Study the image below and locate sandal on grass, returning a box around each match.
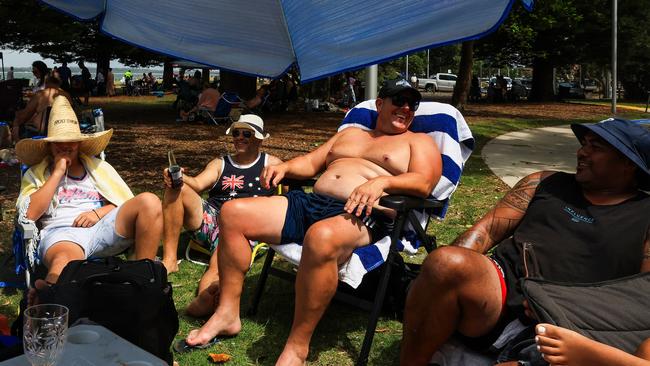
[172,336,221,353]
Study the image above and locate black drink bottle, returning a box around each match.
[168,150,183,189]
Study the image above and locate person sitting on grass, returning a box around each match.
[400,118,650,365]
[183,80,442,365]
[160,114,281,316]
[16,96,162,302]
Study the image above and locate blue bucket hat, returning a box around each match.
[571,118,650,189]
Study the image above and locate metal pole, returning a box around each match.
[365,65,378,100]
[612,0,617,115]
[426,50,430,78]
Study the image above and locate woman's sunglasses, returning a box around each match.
[232,130,253,138]
[390,94,420,111]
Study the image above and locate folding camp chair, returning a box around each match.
[9,110,108,289]
[202,92,244,126]
[248,100,475,365]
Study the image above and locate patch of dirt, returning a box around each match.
[0,96,624,253]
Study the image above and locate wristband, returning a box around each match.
[92,209,101,220]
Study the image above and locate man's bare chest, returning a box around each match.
[327,132,411,174]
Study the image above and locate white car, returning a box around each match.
[418,73,457,92]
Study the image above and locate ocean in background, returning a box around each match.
[4,66,166,85]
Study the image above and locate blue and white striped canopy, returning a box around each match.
[43,0,533,82]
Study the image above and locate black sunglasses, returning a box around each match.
[232,130,253,138]
[390,94,420,111]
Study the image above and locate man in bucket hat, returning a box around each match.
[400,118,650,365]
[16,96,162,299]
[160,114,281,315]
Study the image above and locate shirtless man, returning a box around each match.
[184,79,442,365]
[12,73,71,142]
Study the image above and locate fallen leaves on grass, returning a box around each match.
[208,353,231,363]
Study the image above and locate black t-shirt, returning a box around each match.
[492,172,650,318]
[207,153,273,208]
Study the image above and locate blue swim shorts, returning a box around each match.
[280,190,392,244]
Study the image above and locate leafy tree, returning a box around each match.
[0,0,167,80]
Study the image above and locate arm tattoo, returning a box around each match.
[453,172,548,253]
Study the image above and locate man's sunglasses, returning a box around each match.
[232,130,253,138]
[390,94,420,111]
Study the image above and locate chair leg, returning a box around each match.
[247,248,275,316]
[356,253,395,366]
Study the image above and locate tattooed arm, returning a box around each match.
[641,226,650,273]
[452,171,556,254]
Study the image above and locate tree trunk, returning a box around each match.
[95,53,111,97]
[529,57,555,102]
[451,41,474,110]
[219,71,257,100]
[162,59,174,90]
[202,68,210,85]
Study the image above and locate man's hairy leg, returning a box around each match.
[161,184,203,273]
[186,248,220,317]
[277,214,370,366]
[536,324,650,366]
[186,196,287,346]
[400,246,503,366]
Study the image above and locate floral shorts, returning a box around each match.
[191,199,221,253]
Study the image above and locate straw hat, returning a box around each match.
[16,96,113,165]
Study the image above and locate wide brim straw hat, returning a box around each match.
[225,114,270,140]
[16,96,113,165]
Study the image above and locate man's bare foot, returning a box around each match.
[162,258,179,274]
[186,282,220,317]
[185,312,241,347]
[536,323,602,366]
[27,279,51,307]
[276,345,307,366]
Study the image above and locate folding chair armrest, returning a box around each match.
[17,221,35,240]
[379,195,444,213]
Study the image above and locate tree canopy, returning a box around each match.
[0,0,164,67]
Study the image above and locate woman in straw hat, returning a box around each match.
[15,96,162,292]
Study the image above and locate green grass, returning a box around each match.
[1,100,648,365]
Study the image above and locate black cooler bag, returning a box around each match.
[41,258,179,365]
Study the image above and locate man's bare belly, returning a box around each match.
[313,158,394,215]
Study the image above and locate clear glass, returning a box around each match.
[23,304,69,366]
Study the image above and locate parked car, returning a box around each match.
[558,82,586,99]
[583,79,599,93]
[417,73,457,92]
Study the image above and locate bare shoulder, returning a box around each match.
[407,131,438,149]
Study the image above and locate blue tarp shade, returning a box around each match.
[42,0,534,82]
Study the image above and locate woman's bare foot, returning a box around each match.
[536,323,650,366]
[185,311,241,347]
[186,282,220,317]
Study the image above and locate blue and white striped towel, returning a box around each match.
[271,100,474,288]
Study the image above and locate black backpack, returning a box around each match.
[40,258,179,365]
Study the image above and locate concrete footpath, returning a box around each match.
[482,125,580,187]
